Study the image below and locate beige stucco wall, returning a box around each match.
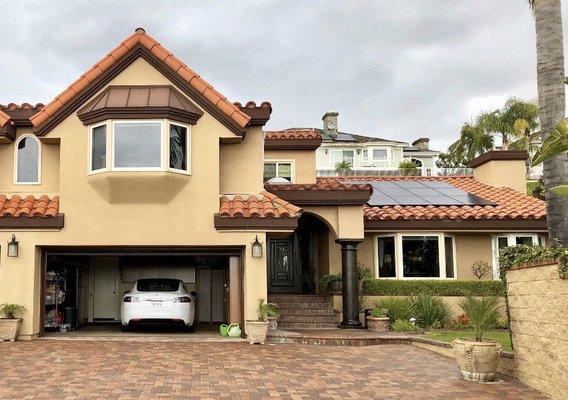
[506,262,568,400]
[264,149,316,184]
[0,57,271,337]
[473,159,527,193]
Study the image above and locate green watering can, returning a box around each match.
[220,324,229,336]
[227,323,241,338]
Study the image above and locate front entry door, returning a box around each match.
[93,264,117,320]
[268,237,301,293]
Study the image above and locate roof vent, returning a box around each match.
[267,177,291,185]
[322,111,339,138]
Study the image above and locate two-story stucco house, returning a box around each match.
[282,111,442,177]
[0,30,547,339]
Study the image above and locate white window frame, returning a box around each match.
[111,120,164,172]
[491,233,542,279]
[14,134,41,185]
[263,160,295,182]
[373,232,457,280]
[369,147,390,160]
[167,121,191,175]
[88,121,109,175]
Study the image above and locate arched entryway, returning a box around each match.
[267,213,330,294]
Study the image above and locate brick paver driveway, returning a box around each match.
[0,341,545,400]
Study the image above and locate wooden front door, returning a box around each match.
[268,237,301,293]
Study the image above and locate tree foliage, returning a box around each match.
[532,119,568,196]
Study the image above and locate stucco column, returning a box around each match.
[229,256,242,325]
[336,239,362,329]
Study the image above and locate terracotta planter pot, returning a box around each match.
[451,338,502,382]
[366,317,390,332]
[268,317,278,332]
[0,318,22,341]
[246,321,269,344]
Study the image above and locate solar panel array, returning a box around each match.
[357,180,494,206]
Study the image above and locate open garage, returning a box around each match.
[41,248,243,336]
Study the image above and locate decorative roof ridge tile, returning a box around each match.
[29,29,251,130]
[219,191,301,219]
[0,103,45,111]
[265,128,322,141]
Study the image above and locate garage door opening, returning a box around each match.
[42,251,241,336]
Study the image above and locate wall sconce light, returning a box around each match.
[7,234,19,257]
[251,235,263,259]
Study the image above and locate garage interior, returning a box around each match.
[42,249,242,335]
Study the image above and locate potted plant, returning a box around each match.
[334,160,352,176]
[452,296,502,382]
[366,308,390,332]
[246,298,270,344]
[0,304,26,342]
[319,273,342,294]
[266,302,280,332]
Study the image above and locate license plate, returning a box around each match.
[151,302,162,307]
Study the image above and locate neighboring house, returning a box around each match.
[267,112,442,178]
[0,29,547,339]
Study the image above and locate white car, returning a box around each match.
[121,278,196,332]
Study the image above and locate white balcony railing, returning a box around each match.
[316,167,474,177]
[316,155,405,170]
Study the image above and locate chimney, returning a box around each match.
[322,111,339,138]
[412,138,430,150]
[468,150,529,193]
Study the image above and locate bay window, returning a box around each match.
[88,120,190,174]
[375,233,456,279]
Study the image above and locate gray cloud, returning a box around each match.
[0,0,564,151]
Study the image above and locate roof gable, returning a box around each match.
[30,28,251,136]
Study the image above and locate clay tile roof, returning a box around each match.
[234,101,272,126]
[30,28,251,131]
[339,176,547,221]
[266,179,372,192]
[219,191,302,218]
[0,195,60,218]
[0,109,11,128]
[265,128,322,141]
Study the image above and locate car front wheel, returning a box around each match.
[121,324,131,332]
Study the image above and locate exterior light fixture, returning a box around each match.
[410,317,417,326]
[251,236,263,259]
[7,234,19,257]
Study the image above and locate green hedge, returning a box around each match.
[362,279,505,297]
[499,245,568,279]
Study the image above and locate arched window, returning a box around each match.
[15,135,40,184]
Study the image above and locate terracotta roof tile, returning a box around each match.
[265,128,322,141]
[219,191,302,218]
[266,180,372,192]
[334,176,546,221]
[0,195,60,218]
[30,29,251,130]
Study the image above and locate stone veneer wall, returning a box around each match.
[506,261,568,400]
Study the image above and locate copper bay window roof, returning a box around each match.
[77,85,204,125]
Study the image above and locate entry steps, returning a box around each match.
[268,294,338,329]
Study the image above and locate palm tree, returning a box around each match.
[529,0,568,246]
[476,98,539,150]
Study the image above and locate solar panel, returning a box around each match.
[354,180,495,207]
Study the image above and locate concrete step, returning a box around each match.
[278,322,338,329]
[276,302,333,310]
[279,315,338,323]
[269,295,330,304]
[277,309,336,317]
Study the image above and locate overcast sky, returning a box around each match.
[1,0,567,151]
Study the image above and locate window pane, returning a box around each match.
[114,122,161,168]
[277,163,292,181]
[377,236,396,277]
[497,237,509,250]
[169,124,187,170]
[538,236,545,247]
[373,149,387,159]
[444,236,454,278]
[17,137,39,183]
[516,236,534,246]
[91,125,106,171]
[402,236,440,278]
[263,163,276,182]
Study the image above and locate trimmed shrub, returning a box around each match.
[499,244,568,279]
[413,294,451,328]
[362,279,505,297]
[372,297,415,322]
[391,319,420,332]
